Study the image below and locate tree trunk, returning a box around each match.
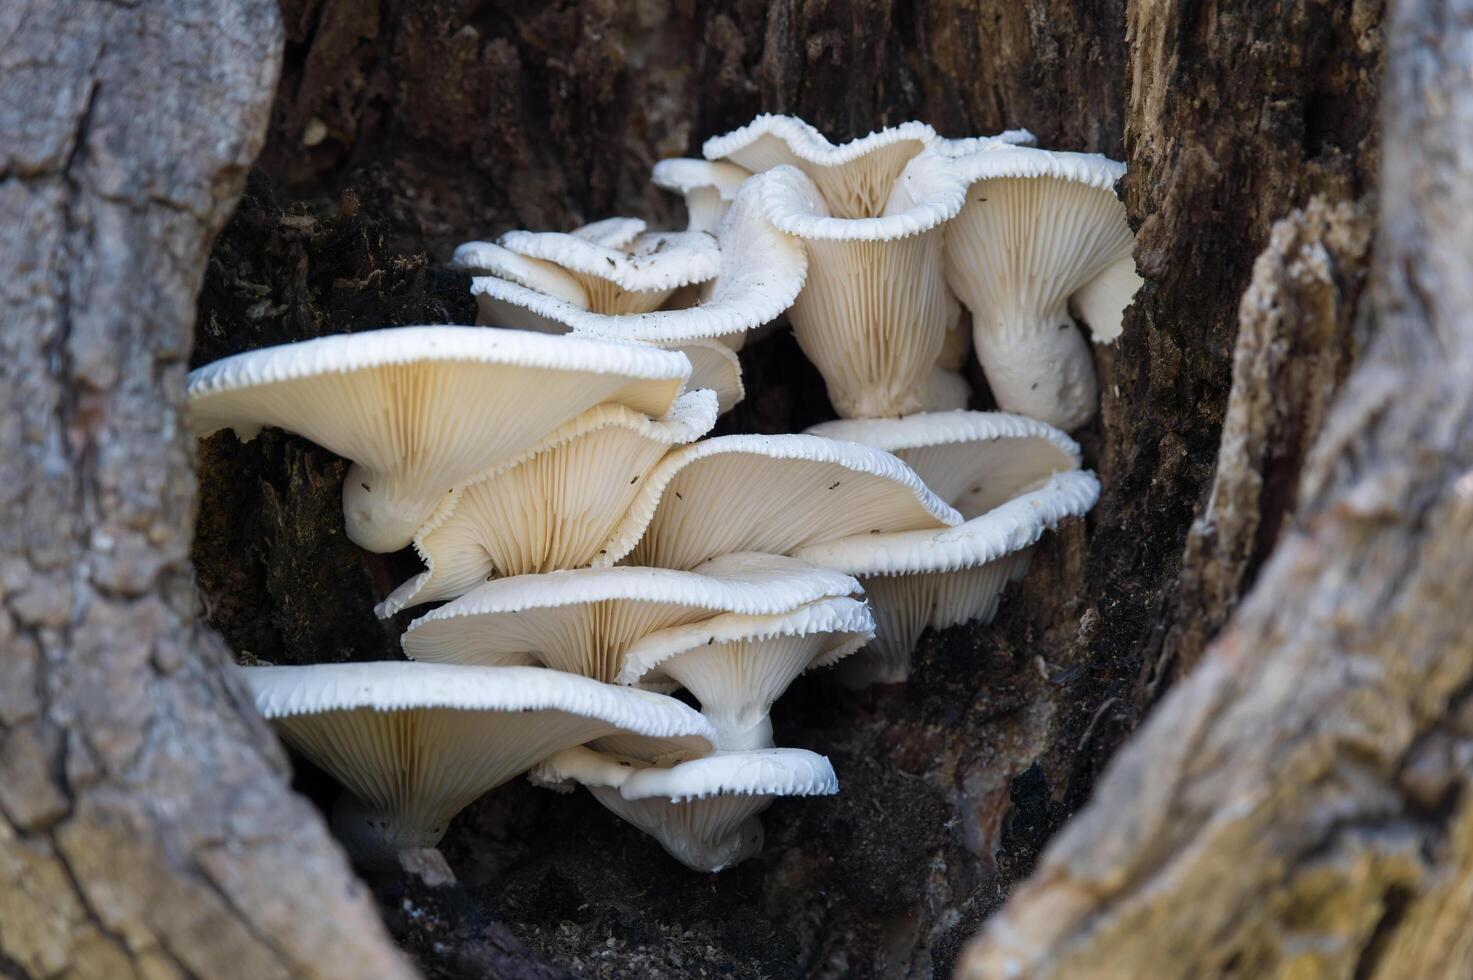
[958,2,1473,973]
[10,0,1464,977]
[0,2,413,977]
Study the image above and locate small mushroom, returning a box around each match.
[186,326,691,552]
[377,390,720,618]
[400,552,861,683]
[499,226,720,314]
[616,596,875,750]
[651,158,753,233]
[800,411,1100,684]
[471,173,807,352]
[240,662,716,869]
[943,145,1141,429]
[597,432,962,571]
[530,745,838,872]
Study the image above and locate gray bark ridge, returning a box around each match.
[958,1,1473,977]
[0,1,414,977]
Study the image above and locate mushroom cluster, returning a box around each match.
[187,113,1118,876]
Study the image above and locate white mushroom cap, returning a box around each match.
[498,228,721,315]
[928,129,1039,157]
[377,390,720,618]
[400,552,861,683]
[704,115,936,219]
[651,159,753,233]
[469,175,805,349]
[616,596,875,750]
[570,216,647,249]
[531,746,838,872]
[186,326,691,552]
[598,433,963,570]
[671,339,745,415]
[240,662,716,868]
[794,470,1100,685]
[757,155,966,418]
[450,241,589,308]
[944,145,1140,429]
[806,410,1082,517]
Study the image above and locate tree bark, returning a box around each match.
[957,0,1473,975]
[0,2,413,977]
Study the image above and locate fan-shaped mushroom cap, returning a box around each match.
[652,159,753,233]
[498,227,720,315]
[944,145,1141,429]
[929,129,1038,156]
[186,326,690,553]
[241,662,716,868]
[377,391,720,618]
[450,240,588,310]
[795,471,1100,685]
[598,433,962,570]
[704,115,936,220]
[530,746,838,872]
[806,410,1082,517]
[757,154,967,418]
[479,173,806,350]
[401,553,861,683]
[570,216,647,249]
[616,596,874,750]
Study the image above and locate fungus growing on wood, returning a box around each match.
[530,745,838,872]
[400,553,860,683]
[800,411,1099,684]
[186,326,690,552]
[652,158,752,233]
[240,662,716,869]
[469,173,807,351]
[598,432,962,571]
[616,596,875,750]
[943,145,1141,429]
[377,390,719,617]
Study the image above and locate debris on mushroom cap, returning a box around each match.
[615,596,875,750]
[400,552,861,683]
[671,339,745,414]
[376,390,720,618]
[704,115,937,220]
[498,227,721,315]
[186,326,691,553]
[568,172,808,348]
[598,432,962,571]
[806,410,1082,517]
[530,746,838,872]
[943,144,1141,429]
[793,470,1101,685]
[652,158,753,233]
[239,661,716,868]
[756,154,967,418]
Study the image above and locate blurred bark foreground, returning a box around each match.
[959,1,1473,976]
[0,1,413,977]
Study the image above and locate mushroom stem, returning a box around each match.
[341,462,439,553]
[329,793,449,872]
[705,712,776,751]
[972,311,1098,431]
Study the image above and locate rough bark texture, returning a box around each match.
[0,2,414,977]
[958,0,1473,975]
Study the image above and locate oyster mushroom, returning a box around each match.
[943,145,1141,429]
[616,596,874,750]
[651,158,753,233]
[400,553,860,683]
[530,745,838,872]
[801,411,1100,684]
[598,432,962,571]
[240,661,715,869]
[186,326,690,552]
